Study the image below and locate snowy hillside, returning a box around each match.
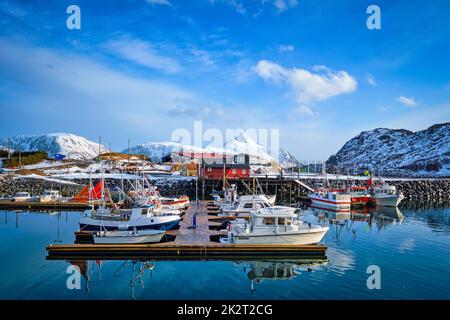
[327,123,450,177]
[0,133,107,160]
[278,147,301,169]
[224,132,275,164]
[126,141,206,162]
[126,132,298,166]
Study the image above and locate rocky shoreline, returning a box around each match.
[0,175,197,199]
[0,175,449,205]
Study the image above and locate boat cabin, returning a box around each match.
[371,183,398,195]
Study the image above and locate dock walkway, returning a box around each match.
[175,201,213,244]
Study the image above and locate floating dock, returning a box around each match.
[0,199,90,210]
[46,201,327,260]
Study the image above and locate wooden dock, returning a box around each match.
[46,201,328,260]
[0,200,89,210]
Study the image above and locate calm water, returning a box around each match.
[0,203,449,300]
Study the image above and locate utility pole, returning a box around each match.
[7,139,11,159]
[98,136,102,157]
[127,139,130,167]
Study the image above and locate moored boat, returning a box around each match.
[346,186,371,206]
[308,189,351,210]
[39,190,62,203]
[93,228,165,244]
[220,208,329,245]
[369,182,404,207]
[219,194,293,217]
[12,192,34,202]
[79,204,181,231]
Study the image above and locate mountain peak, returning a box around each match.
[328,123,450,177]
[1,133,107,160]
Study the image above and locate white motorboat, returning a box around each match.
[369,182,404,207]
[39,190,61,203]
[159,195,190,210]
[219,194,293,217]
[93,228,165,244]
[80,204,181,231]
[308,189,351,210]
[12,192,33,202]
[212,184,239,207]
[130,186,188,211]
[220,208,329,245]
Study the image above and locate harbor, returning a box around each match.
[47,200,328,260]
[0,149,449,300]
[2,0,450,305]
[0,200,449,299]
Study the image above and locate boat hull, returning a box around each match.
[373,194,404,207]
[309,196,351,210]
[225,227,329,245]
[93,231,165,244]
[79,216,181,231]
[351,196,371,206]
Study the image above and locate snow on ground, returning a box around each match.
[13,174,80,185]
[256,172,450,181]
[51,173,142,180]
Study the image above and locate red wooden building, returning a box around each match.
[199,154,250,180]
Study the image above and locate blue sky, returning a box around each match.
[0,0,449,160]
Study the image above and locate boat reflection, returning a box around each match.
[235,259,328,293]
[69,259,156,299]
[67,258,328,297]
[309,205,404,242]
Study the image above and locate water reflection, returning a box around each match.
[66,258,328,298]
[69,259,156,299]
[239,259,328,293]
[308,205,407,245]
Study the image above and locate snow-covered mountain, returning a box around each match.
[223,132,275,165]
[278,147,301,169]
[126,141,207,162]
[327,123,450,177]
[126,132,298,166]
[0,133,107,160]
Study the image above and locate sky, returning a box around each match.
[0,0,449,160]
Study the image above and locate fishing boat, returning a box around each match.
[346,186,371,206]
[219,194,294,217]
[220,208,329,245]
[39,190,62,203]
[79,204,181,231]
[93,228,165,244]
[369,182,404,207]
[308,189,352,210]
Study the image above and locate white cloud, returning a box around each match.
[0,2,27,17]
[146,0,171,6]
[208,0,246,14]
[364,73,377,86]
[396,95,418,107]
[293,105,314,116]
[277,44,294,53]
[271,0,298,12]
[0,38,193,138]
[254,60,357,106]
[103,37,181,74]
